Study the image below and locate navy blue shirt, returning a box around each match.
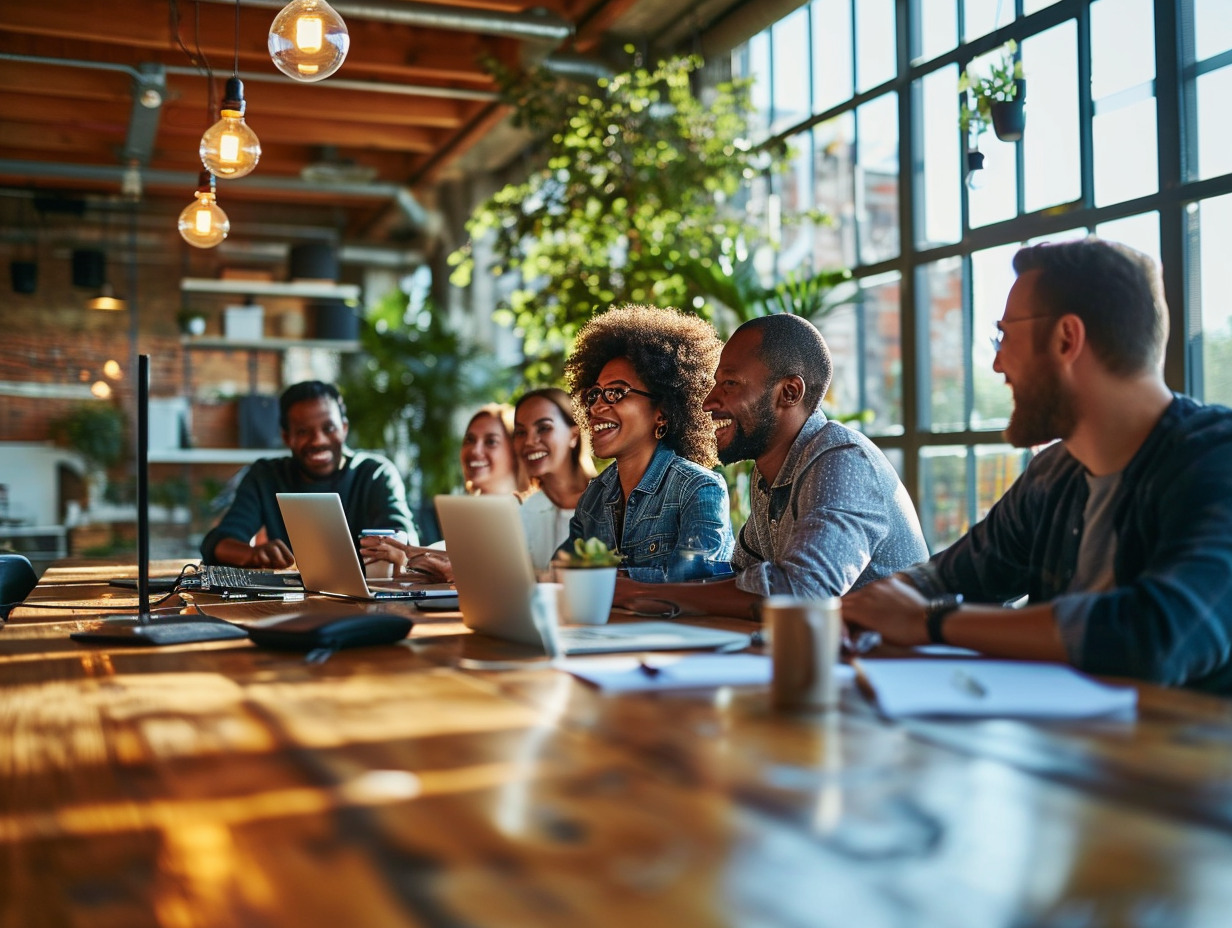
[904,394,1232,693]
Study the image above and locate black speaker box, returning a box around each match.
[10,261,37,294]
[71,250,106,289]
[237,395,283,449]
[289,243,339,281]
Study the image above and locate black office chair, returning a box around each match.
[1,554,38,621]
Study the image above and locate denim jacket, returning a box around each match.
[561,443,734,582]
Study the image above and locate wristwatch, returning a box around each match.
[924,593,964,645]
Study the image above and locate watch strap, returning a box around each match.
[924,593,964,645]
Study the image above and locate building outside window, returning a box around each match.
[732,0,1232,551]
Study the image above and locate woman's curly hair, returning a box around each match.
[564,304,722,469]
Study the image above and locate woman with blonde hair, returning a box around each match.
[361,403,529,578]
[560,303,734,582]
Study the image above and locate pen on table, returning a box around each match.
[951,668,988,698]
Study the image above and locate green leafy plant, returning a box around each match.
[449,54,780,381]
[338,289,506,510]
[51,403,128,472]
[958,41,1024,139]
[559,537,624,568]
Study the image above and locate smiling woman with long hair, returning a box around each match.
[513,387,597,571]
[560,303,734,582]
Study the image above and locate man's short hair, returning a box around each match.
[735,314,833,412]
[1012,238,1168,376]
[279,381,346,431]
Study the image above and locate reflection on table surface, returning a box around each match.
[3,559,1232,926]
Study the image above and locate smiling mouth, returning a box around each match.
[712,417,732,433]
[591,422,618,434]
[465,459,489,470]
[525,451,548,462]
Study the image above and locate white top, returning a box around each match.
[520,490,575,570]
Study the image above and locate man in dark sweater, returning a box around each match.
[843,239,1232,692]
[201,381,416,567]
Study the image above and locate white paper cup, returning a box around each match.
[764,595,843,710]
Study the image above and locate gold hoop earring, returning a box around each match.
[654,421,667,440]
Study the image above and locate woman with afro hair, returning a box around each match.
[559,303,734,582]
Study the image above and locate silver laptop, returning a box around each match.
[434,494,751,654]
[276,493,456,601]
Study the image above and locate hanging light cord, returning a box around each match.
[233,0,241,78]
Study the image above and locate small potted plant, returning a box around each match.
[555,537,623,625]
[958,40,1026,143]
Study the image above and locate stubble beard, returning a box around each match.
[717,388,778,465]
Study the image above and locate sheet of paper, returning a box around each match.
[559,654,854,693]
[856,658,1137,719]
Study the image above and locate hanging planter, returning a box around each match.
[959,41,1026,145]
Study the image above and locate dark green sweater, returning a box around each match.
[200,451,416,563]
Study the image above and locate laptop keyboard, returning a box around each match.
[189,565,303,592]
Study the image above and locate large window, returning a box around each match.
[733,0,1232,551]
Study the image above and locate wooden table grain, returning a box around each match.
[3,560,1232,927]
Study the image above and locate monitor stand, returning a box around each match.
[71,354,247,646]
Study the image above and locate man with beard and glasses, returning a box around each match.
[614,313,927,619]
[201,381,416,568]
[844,238,1232,692]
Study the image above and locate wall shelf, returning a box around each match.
[149,448,275,464]
[180,336,361,352]
[180,278,361,300]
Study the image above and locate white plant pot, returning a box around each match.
[559,566,618,625]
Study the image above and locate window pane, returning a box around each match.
[920,446,968,552]
[1091,0,1154,100]
[1196,66,1232,182]
[771,7,812,135]
[1094,97,1158,206]
[1198,193,1232,406]
[812,0,853,113]
[975,445,1030,522]
[744,33,772,141]
[967,138,1018,229]
[918,65,961,248]
[1024,0,1060,13]
[862,273,903,435]
[918,257,966,432]
[963,0,1012,44]
[857,92,900,264]
[1096,212,1160,263]
[821,298,860,417]
[1023,22,1080,212]
[917,0,957,63]
[856,0,897,92]
[1195,0,1232,62]
[971,243,1017,429]
[812,113,857,269]
[778,134,814,272]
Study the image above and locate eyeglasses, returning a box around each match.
[582,385,657,408]
[989,313,1055,353]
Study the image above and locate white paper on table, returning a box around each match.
[557,653,855,693]
[856,658,1137,719]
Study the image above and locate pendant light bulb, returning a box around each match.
[179,173,231,248]
[268,0,350,82]
[87,282,126,312]
[200,78,261,178]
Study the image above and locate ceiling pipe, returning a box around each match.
[0,160,423,204]
[196,0,573,42]
[162,64,499,101]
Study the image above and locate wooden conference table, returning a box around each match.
[3,560,1232,927]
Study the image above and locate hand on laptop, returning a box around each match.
[360,536,455,583]
[214,537,295,569]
